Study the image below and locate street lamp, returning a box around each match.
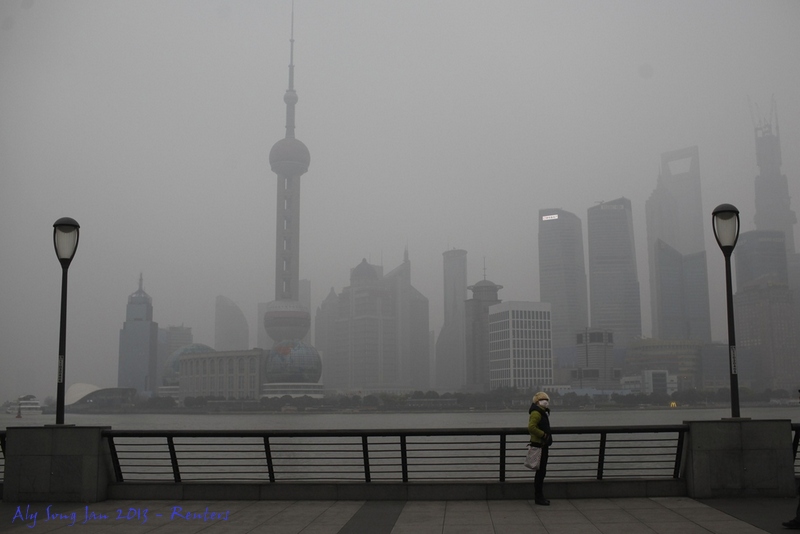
[53,217,80,425]
[711,203,740,418]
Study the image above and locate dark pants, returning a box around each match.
[534,446,549,498]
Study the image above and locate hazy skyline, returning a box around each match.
[2,0,799,401]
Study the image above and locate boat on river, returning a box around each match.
[6,395,43,416]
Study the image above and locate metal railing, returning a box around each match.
[102,425,688,484]
[3,423,800,486]
[0,432,5,482]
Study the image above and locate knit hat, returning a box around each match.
[532,392,550,403]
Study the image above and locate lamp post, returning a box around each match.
[53,217,80,425]
[711,204,740,418]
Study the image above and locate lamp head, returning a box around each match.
[53,217,80,268]
[712,204,739,255]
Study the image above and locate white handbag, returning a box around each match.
[524,444,542,470]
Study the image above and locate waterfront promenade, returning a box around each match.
[0,496,792,533]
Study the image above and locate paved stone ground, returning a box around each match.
[0,496,792,533]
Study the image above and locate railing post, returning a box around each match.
[596,432,607,480]
[167,436,181,483]
[499,434,506,482]
[264,436,275,483]
[673,429,686,479]
[106,436,124,483]
[400,435,408,482]
[362,435,371,483]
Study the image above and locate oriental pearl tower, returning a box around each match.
[262,13,322,387]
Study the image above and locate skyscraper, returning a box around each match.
[435,249,467,391]
[323,253,430,392]
[735,231,788,289]
[214,295,249,351]
[118,274,159,393]
[464,278,502,392]
[753,100,796,257]
[587,198,642,349]
[538,209,588,363]
[645,146,711,342]
[734,233,798,391]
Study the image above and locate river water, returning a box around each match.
[2,405,798,431]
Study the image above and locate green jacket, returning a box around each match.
[527,406,551,445]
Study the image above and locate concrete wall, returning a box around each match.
[4,419,796,502]
[3,426,114,503]
[683,419,796,498]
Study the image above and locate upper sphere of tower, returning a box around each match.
[270,137,310,176]
[284,90,298,105]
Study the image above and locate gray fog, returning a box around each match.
[1,0,799,400]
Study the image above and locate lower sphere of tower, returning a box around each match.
[263,340,322,384]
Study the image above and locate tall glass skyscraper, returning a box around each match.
[587,198,642,349]
[645,146,711,342]
[435,249,467,391]
[538,209,588,364]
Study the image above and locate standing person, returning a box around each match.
[528,391,553,505]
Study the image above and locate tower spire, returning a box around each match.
[138,272,143,292]
[283,2,298,139]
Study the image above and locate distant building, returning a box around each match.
[538,209,588,365]
[257,302,270,350]
[157,325,192,388]
[488,301,552,391]
[314,287,338,380]
[741,103,800,391]
[645,146,711,342]
[215,295,249,351]
[118,274,159,394]
[573,329,620,390]
[700,342,730,391]
[621,370,677,396]
[178,347,263,401]
[323,252,430,392]
[64,384,137,412]
[297,279,311,343]
[732,231,793,391]
[626,338,704,391]
[435,249,467,391]
[587,198,642,349]
[464,278,503,392]
[753,101,796,258]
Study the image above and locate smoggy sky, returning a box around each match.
[1,0,799,401]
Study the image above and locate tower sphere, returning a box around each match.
[263,339,322,383]
[284,90,298,105]
[269,137,310,176]
[263,299,310,343]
